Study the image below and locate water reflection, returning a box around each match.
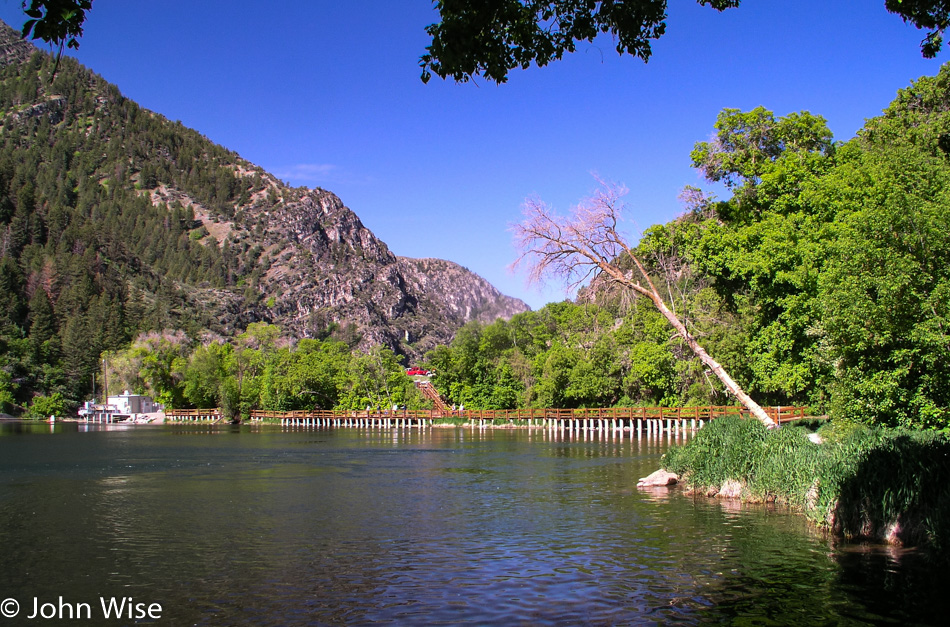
[0,422,945,625]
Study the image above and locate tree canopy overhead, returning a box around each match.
[884,0,950,57]
[419,0,739,83]
[13,1,950,84]
[18,0,90,53]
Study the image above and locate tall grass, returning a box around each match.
[662,415,950,548]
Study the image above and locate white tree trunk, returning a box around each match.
[650,297,777,429]
[602,259,778,429]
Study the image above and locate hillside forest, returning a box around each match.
[1,38,949,430]
[0,46,293,414]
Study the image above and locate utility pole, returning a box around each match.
[102,356,108,406]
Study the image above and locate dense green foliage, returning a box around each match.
[432,66,950,429]
[425,0,950,81]
[23,390,65,418]
[663,415,950,547]
[685,71,950,428]
[103,324,427,419]
[424,296,740,410]
[420,0,739,83]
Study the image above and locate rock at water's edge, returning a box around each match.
[717,479,744,499]
[637,469,679,488]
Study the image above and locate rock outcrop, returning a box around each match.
[252,188,529,355]
[0,23,33,68]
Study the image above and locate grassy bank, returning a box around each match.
[662,415,950,548]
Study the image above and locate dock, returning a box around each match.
[165,405,808,436]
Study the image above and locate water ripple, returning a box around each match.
[2,424,948,625]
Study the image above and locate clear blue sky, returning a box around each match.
[1,1,946,309]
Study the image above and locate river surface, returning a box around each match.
[0,421,947,626]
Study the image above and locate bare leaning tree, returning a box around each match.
[511,180,778,429]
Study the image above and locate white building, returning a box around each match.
[107,390,163,416]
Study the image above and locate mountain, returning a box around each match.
[0,20,527,404]
[225,184,529,354]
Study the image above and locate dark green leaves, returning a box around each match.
[420,0,738,84]
[885,0,950,57]
[19,0,92,51]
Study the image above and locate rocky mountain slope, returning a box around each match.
[0,20,528,361]
[229,183,529,354]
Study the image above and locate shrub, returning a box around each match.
[27,392,67,418]
[663,416,950,548]
[663,414,768,489]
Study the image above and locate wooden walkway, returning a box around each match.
[415,381,450,411]
[165,405,808,436]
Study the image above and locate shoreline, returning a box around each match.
[660,415,950,550]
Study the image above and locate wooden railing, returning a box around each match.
[415,381,450,411]
[167,405,808,424]
[164,408,223,421]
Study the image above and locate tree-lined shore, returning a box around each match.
[8,63,950,436]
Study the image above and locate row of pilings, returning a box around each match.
[266,415,703,438]
[165,406,808,435]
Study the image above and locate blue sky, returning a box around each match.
[1,1,946,309]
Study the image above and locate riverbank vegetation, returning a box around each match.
[663,415,950,548]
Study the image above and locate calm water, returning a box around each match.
[0,421,946,626]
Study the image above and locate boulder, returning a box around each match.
[637,469,679,488]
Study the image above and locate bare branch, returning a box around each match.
[510,180,777,429]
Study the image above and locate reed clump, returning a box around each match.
[662,415,950,548]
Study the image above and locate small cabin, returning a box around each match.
[107,390,163,416]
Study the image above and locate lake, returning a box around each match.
[0,421,946,625]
